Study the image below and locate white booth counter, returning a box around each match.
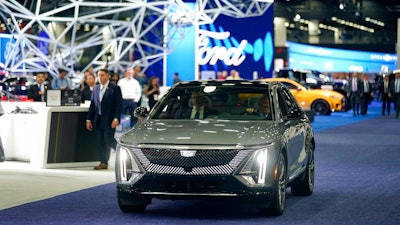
[0,101,98,168]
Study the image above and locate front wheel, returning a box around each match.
[117,191,150,213]
[258,152,286,216]
[312,100,331,115]
[291,150,314,196]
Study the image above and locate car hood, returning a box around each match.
[119,119,278,147]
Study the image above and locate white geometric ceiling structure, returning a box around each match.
[0,0,272,77]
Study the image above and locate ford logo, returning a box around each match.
[180,150,196,157]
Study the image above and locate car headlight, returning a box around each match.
[238,148,269,185]
[325,92,341,100]
[116,145,143,183]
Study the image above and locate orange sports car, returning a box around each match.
[264,77,345,115]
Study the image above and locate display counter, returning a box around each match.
[0,102,98,168]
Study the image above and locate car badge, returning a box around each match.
[180,150,196,157]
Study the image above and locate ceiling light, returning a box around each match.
[339,3,344,10]
[365,17,385,27]
[294,14,301,21]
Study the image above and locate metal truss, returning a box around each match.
[0,0,271,77]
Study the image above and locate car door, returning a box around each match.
[277,87,307,180]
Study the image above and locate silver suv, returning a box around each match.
[115,80,315,216]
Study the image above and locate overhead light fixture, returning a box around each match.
[331,17,375,33]
[365,17,385,27]
[339,3,344,10]
[294,14,301,21]
[84,24,90,32]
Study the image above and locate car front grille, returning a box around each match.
[131,147,252,175]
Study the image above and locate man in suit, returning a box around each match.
[28,72,51,102]
[86,69,122,170]
[81,72,96,102]
[182,92,218,119]
[176,92,218,119]
[346,72,363,117]
[379,75,391,115]
[389,70,400,119]
[360,74,373,116]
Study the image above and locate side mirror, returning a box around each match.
[287,108,304,119]
[134,106,148,118]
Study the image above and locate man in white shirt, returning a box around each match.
[118,68,142,127]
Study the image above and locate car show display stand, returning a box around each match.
[0,102,98,168]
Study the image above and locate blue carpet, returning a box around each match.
[312,100,382,132]
[1,101,400,225]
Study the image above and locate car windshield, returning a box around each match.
[149,84,273,121]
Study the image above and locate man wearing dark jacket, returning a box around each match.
[28,72,51,102]
[175,92,218,119]
[360,74,373,116]
[389,70,400,118]
[86,69,122,170]
[346,72,363,117]
[81,72,96,102]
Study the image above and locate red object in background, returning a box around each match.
[1,95,33,102]
[19,96,33,102]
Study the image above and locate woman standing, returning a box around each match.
[145,76,160,110]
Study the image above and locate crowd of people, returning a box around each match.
[345,70,400,118]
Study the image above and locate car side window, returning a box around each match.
[277,88,289,117]
[278,87,301,118]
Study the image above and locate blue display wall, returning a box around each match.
[288,41,397,73]
[165,3,274,85]
[198,7,274,79]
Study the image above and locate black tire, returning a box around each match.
[291,150,315,196]
[258,152,286,216]
[117,191,149,213]
[312,99,330,115]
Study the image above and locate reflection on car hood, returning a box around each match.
[119,119,278,147]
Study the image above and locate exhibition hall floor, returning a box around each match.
[1,101,400,225]
[0,157,115,210]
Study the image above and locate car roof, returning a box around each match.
[264,77,301,85]
[277,68,314,73]
[174,79,278,88]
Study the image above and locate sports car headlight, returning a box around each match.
[117,145,143,182]
[326,93,341,100]
[238,149,268,185]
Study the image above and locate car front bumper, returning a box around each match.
[117,174,273,204]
